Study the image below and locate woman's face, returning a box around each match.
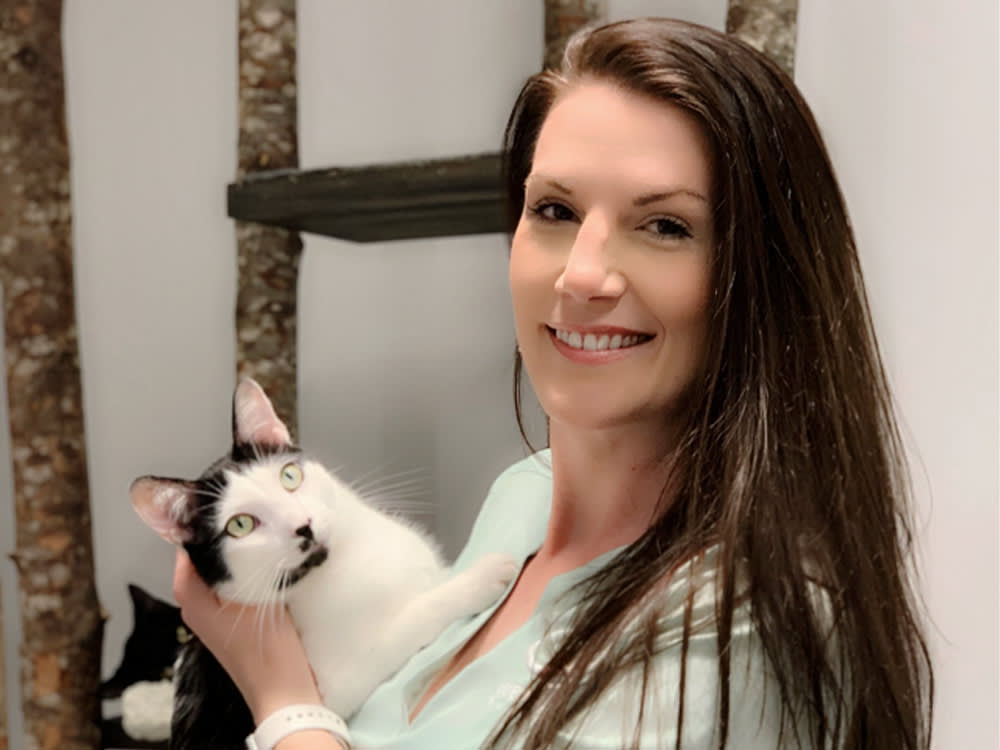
[509,81,714,435]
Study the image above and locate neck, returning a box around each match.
[535,421,680,569]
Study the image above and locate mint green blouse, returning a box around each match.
[348,451,792,749]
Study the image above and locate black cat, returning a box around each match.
[101,584,187,749]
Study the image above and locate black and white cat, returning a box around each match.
[131,378,518,750]
[101,584,185,749]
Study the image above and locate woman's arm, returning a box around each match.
[172,549,348,749]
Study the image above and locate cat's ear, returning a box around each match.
[130,476,197,545]
[128,583,165,615]
[232,377,292,447]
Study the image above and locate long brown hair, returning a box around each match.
[494,18,932,750]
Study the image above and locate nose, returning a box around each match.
[554,215,625,301]
[295,524,314,550]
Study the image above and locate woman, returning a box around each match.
[174,18,933,750]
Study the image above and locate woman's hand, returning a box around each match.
[172,548,323,723]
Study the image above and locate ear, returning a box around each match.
[127,583,159,614]
[232,377,292,447]
[130,476,197,545]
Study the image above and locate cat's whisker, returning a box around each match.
[249,576,273,661]
[255,564,288,662]
[272,574,289,640]
[222,600,257,650]
[366,490,433,504]
[346,463,398,490]
[362,488,430,509]
[364,484,429,503]
[370,500,437,516]
[259,562,286,628]
[350,467,427,499]
[198,474,233,503]
[354,470,427,492]
[264,566,286,638]
[219,564,272,611]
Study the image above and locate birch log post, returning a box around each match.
[0,2,103,749]
[235,0,302,435]
[544,0,606,70]
[726,0,799,76]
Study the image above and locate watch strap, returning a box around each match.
[245,704,351,750]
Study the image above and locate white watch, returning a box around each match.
[245,704,352,750]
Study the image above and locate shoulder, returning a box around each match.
[451,450,553,571]
[483,450,553,507]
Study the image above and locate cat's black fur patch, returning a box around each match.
[281,548,329,589]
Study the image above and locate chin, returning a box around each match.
[543,395,642,431]
[540,388,691,436]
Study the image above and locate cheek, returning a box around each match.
[643,258,712,331]
[217,532,294,602]
[509,232,555,326]
[508,231,530,308]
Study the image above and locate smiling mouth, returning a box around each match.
[548,326,654,352]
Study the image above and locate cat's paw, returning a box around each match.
[461,553,520,612]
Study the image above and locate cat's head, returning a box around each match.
[131,378,334,603]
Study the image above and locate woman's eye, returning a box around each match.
[529,202,577,223]
[643,217,692,240]
[225,514,257,538]
[279,462,303,491]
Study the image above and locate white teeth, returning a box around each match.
[553,328,647,351]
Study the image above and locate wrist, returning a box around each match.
[246,704,351,750]
[249,685,324,726]
[275,730,348,750]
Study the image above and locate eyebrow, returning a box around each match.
[524,175,709,205]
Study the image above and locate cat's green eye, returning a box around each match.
[280,462,303,491]
[225,513,257,538]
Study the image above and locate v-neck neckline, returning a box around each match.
[405,543,626,727]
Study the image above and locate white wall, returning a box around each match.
[796,1,999,748]
[63,0,239,680]
[0,2,993,749]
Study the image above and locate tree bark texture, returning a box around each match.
[236,0,302,436]
[726,0,799,77]
[543,0,606,70]
[0,2,103,749]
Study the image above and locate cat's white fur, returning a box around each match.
[132,379,519,718]
[218,454,516,715]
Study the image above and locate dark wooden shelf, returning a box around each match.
[226,152,506,243]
